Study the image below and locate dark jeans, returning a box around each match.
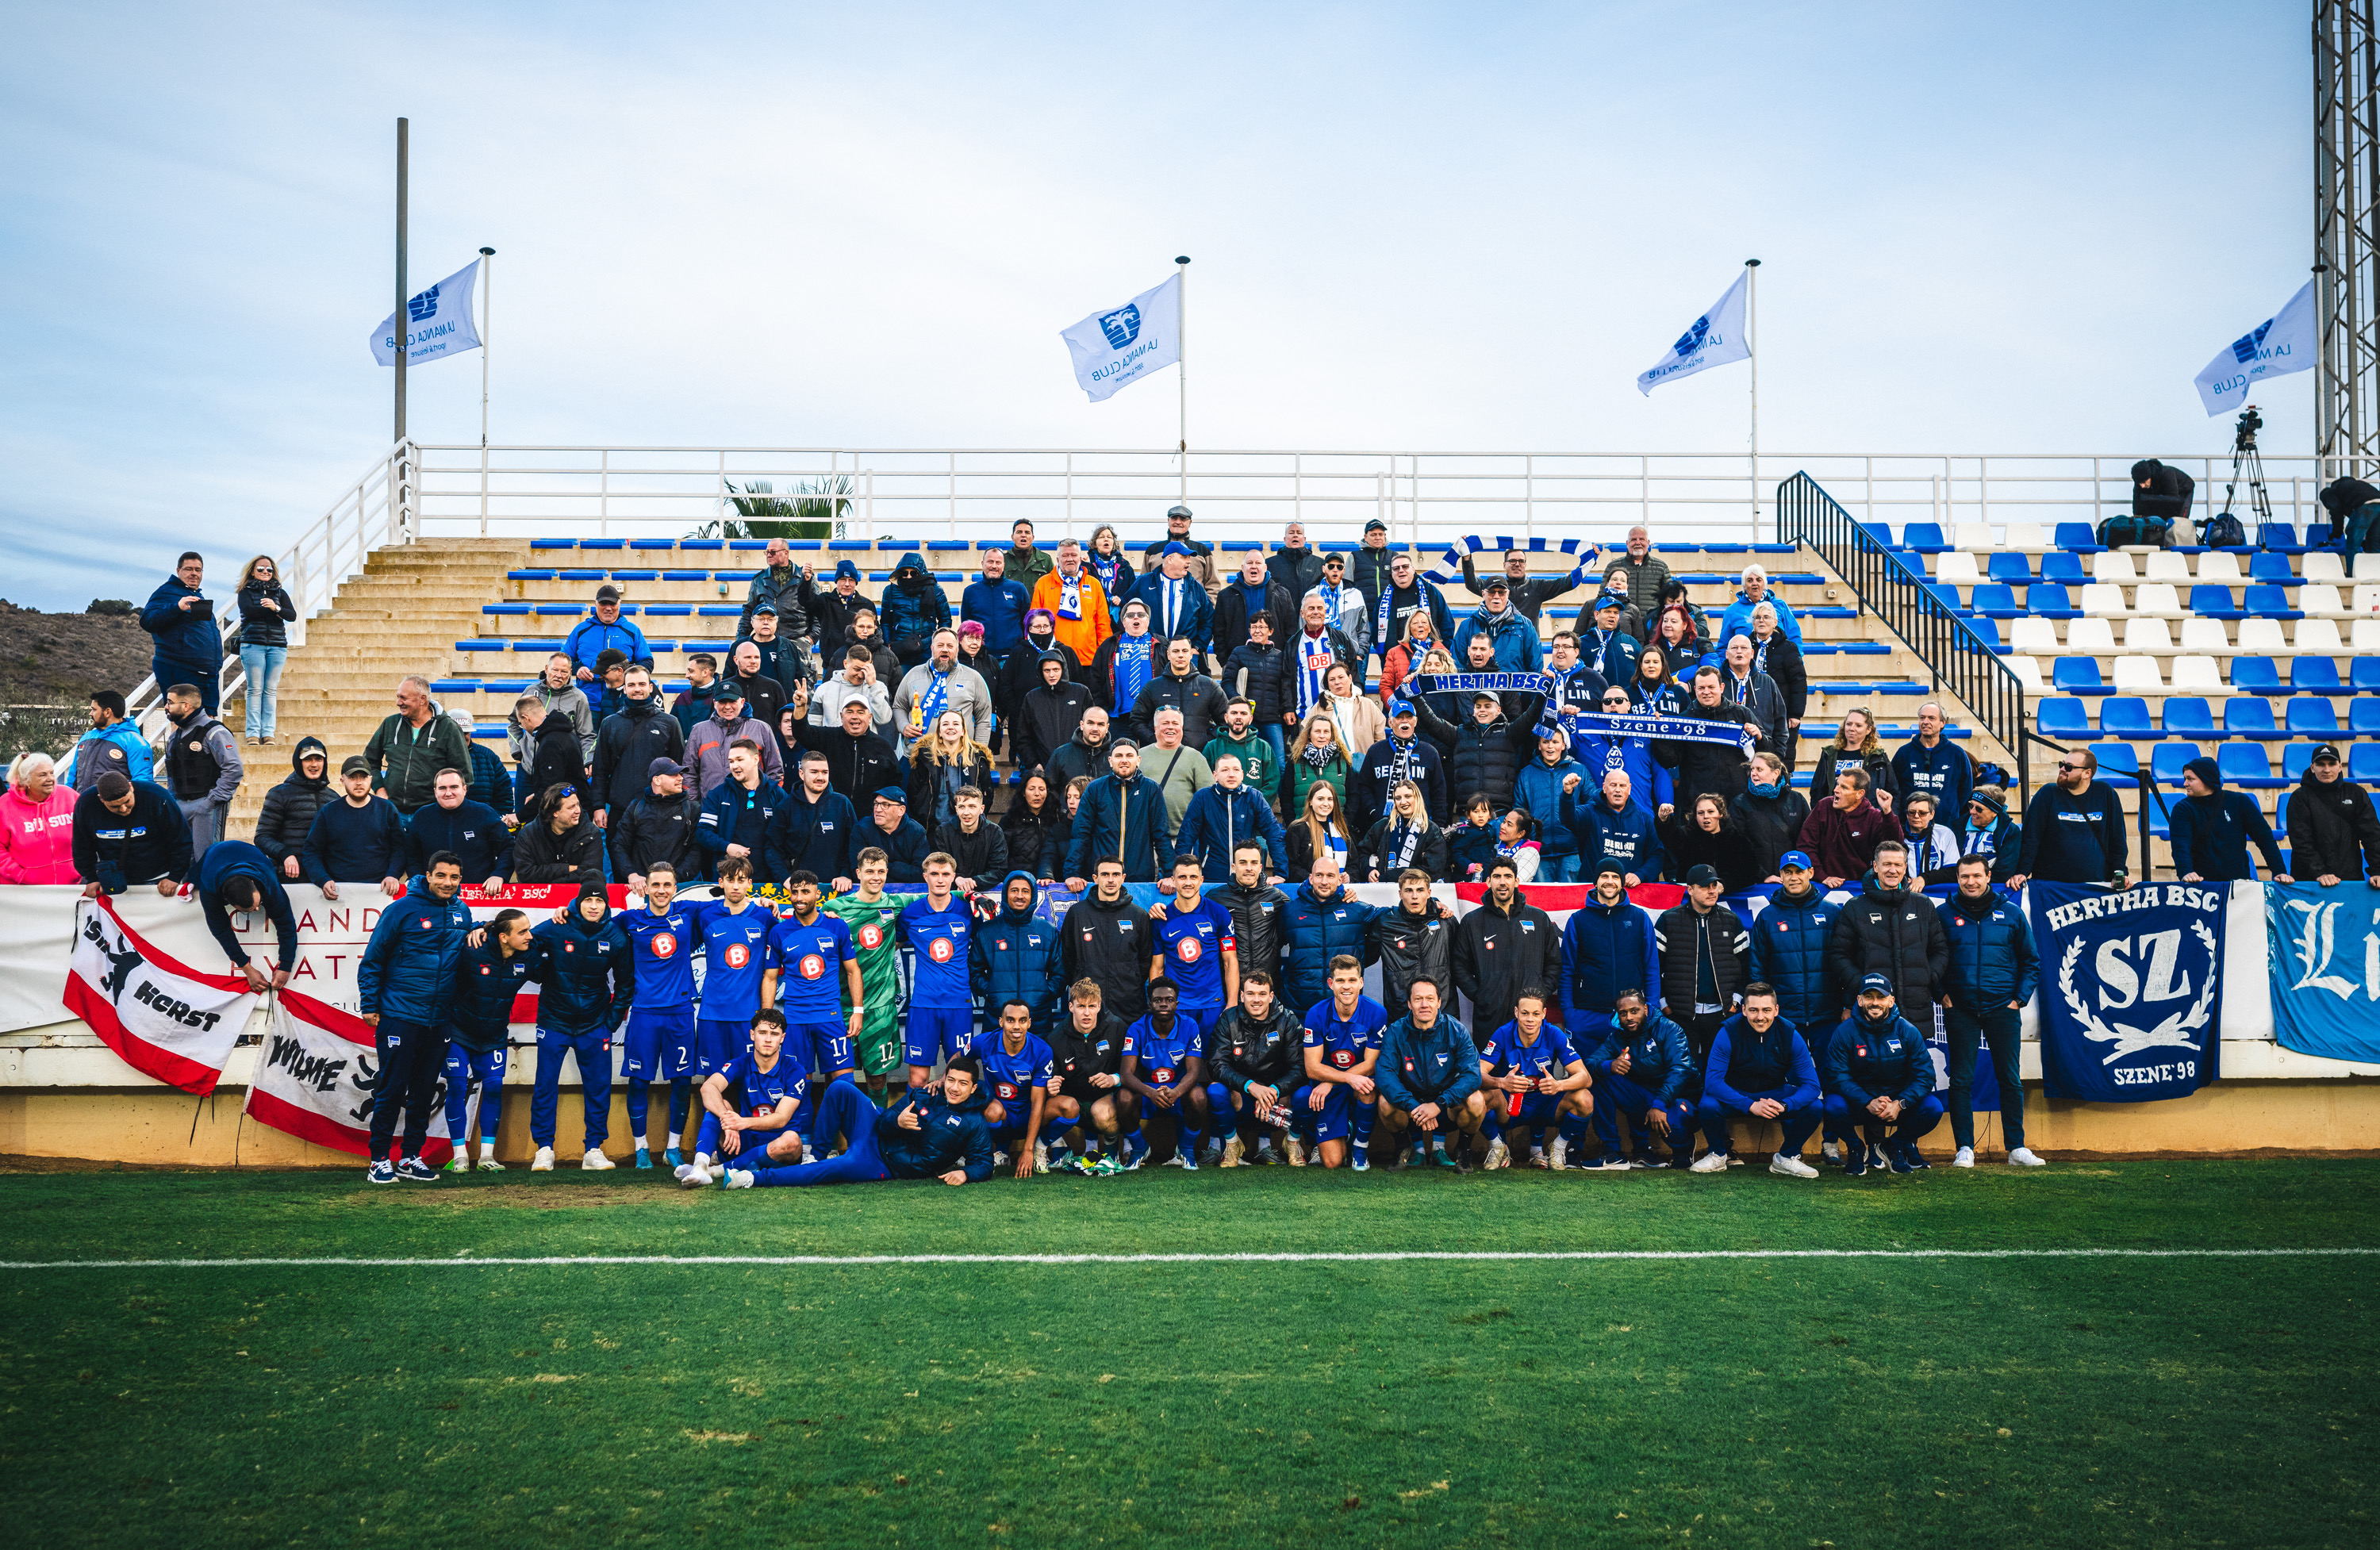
[369,1017,451,1162]
[1945,1003,2025,1152]
[152,654,219,716]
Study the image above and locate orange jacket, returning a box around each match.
[1031,570,1114,664]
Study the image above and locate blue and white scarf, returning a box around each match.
[1294,629,1338,717]
[1056,569,1085,622]
[1088,553,1126,615]
[916,663,954,732]
[1111,635,1154,713]
[1414,672,1756,757]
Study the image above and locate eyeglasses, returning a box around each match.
[2057,762,2086,773]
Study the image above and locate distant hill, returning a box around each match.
[0,600,163,762]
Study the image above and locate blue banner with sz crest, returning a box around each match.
[2027,881,2225,1102]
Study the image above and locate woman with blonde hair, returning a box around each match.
[1811,706,1898,812]
[235,553,296,745]
[1378,609,1441,706]
[0,753,77,884]
[1319,662,1384,765]
[905,708,998,830]
[1280,709,1353,823]
[1359,778,1446,881]
[1284,778,1355,881]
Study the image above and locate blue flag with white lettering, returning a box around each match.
[2027,881,2224,1102]
[2266,882,2380,1062]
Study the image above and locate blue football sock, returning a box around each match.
[669,1079,693,1138]
[1558,1112,1591,1145]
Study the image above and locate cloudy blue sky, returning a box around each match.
[1,2,2309,609]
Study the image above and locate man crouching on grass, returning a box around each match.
[677,1009,808,1187]
[1375,978,1487,1172]
[726,1057,997,1188]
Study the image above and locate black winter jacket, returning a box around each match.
[1358,816,1449,883]
[514,816,605,885]
[1211,879,1292,987]
[1046,1008,1131,1095]
[931,819,1010,885]
[2287,773,2380,880]
[1210,1003,1307,1095]
[1653,700,1758,809]
[1453,894,1562,1039]
[1655,900,1752,1026]
[1014,677,1092,773]
[1059,888,1157,1024]
[791,720,900,809]
[1811,744,1898,809]
[1413,700,1535,815]
[519,716,592,823]
[591,698,686,821]
[235,580,296,649]
[611,791,701,881]
[1826,874,1949,1010]
[1127,669,1228,747]
[253,739,334,865]
[1658,811,1764,892]
[1369,902,1457,1011]
[1730,788,1811,881]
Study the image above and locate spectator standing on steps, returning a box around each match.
[2170,758,2290,884]
[259,747,338,886]
[365,676,472,816]
[65,691,153,793]
[2286,744,2380,888]
[686,683,782,796]
[232,554,294,746]
[403,767,513,892]
[1890,702,1972,819]
[510,654,595,765]
[563,585,653,682]
[1000,520,1054,599]
[159,682,242,863]
[2009,747,2129,892]
[739,539,817,670]
[962,549,1032,668]
[302,756,407,899]
[1142,505,1221,601]
[1610,526,1671,624]
[514,693,592,823]
[592,665,688,835]
[140,551,224,716]
[0,754,78,884]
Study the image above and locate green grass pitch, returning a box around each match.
[1,1159,2374,1548]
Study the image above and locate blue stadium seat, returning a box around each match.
[2259,523,2305,555]
[1987,552,2033,585]
[643,604,692,617]
[2248,552,2298,585]
[2286,697,2343,737]
[680,539,725,551]
[1902,523,1950,554]
[580,539,625,551]
[2353,699,2380,736]
[2146,797,2174,842]
[728,539,770,551]
[629,538,676,551]
[827,539,874,551]
[2052,658,2109,695]
[482,603,532,616]
[2307,523,2335,549]
[2099,697,2153,739]
[2292,657,2345,695]
[505,570,558,581]
[1971,584,2021,619]
[2276,792,2291,836]
[2161,696,2214,737]
[2039,551,2086,586]
[1858,522,1895,547]
[927,539,971,551]
[1926,582,1966,612]
[2217,742,2277,788]
[2224,697,2279,739]
[530,539,575,550]
[2244,584,2302,620]
[2354,657,2380,694]
[661,570,709,581]
[2055,522,2106,554]
[2150,742,2202,787]
[557,568,607,581]
[610,570,659,581]
[2190,584,2244,620]
[2232,656,2285,696]
[2088,742,2141,787]
[1964,616,2004,648]
[2355,744,2380,782]
[2026,582,2079,619]
[2283,744,2326,781]
[455,639,504,653]
[2036,697,2091,739]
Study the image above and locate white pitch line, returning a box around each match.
[0,1248,2373,1270]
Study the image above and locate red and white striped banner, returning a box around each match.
[63,896,255,1095]
[243,988,452,1164]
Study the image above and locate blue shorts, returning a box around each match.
[698,1114,800,1165]
[695,1015,748,1077]
[623,1006,696,1084]
[1178,1004,1224,1046]
[904,1005,974,1067]
[786,1019,854,1079]
[1292,1081,1366,1142]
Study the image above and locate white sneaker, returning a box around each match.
[530,1146,555,1172]
[1821,1141,1841,1164]
[1952,1146,1975,1168]
[1689,1151,1730,1173]
[1221,1137,1245,1168]
[1284,1135,1307,1168]
[1727,1153,1745,1166]
[475,1156,505,1172]
[1159,1151,1188,1168]
[1033,1140,1050,1174]
[722,1169,754,1189]
[678,1164,712,1189]
[582,1148,615,1172]
[1482,1138,1510,1171]
[992,1150,1010,1170]
[2007,1146,2047,1167]
[1545,1138,1567,1171]
[1770,1152,1820,1179]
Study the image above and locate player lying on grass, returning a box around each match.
[1477,988,1593,1170]
[968,999,1054,1179]
[726,1057,996,1189]
[1042,978,1136,1173]
[1122,977,1209,1170]
[677,1008,808,1187]
[1294,953,1386,1170]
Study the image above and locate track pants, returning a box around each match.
[1696,1090,1822,1157]
[369,1016,450,1163]
[750,1080,892,1187]
[530,1026,614,1149]
[443,1042,505,1146]
[1824,1092,1944,1147]
[1591,1072,1694,1160]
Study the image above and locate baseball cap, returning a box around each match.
[750,600,777,617]
[1779,850,1814,873]
[873,786,907,805]
[340,754,371,777]
[595,584,622,603]
[647,758,686,781]
[1860,973,1894,997]
[1683,864,1720,886]
[2313,743,2344,765]
[1162,540,1192,558]
[1480,576,1510,593]
[1594,593,1623,612]
[1388,699,1416,719]
[1365,518,1388,533]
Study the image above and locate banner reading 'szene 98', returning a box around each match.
[2028,881,2225,1102]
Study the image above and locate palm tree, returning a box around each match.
[690,476,851,541]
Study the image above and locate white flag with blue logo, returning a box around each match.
[370,259,482,367]
[1637,272,1751,395]
[2193,280,2315,416]
[1060,274,1181,402]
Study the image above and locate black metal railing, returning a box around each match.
[1775,471,2034,809]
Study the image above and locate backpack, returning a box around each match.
[2201,512,2246,549]
[2095,513,2174,549]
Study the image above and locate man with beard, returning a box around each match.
[1453,856,1560,1043]
[1207,969,1305,1167]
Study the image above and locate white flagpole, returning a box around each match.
[1745,257,1761,539]
[478,245,494,533]
[1176,255,1190,504]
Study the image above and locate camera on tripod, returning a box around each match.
[2233,405,2263,454]
[2212,403,2271,542]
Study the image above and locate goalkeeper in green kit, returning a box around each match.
[818,846,909,1103]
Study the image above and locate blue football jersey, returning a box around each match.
[693,900,777,1021]
[966,1031,1054,1109]
[720,1049,808,1126]
[1302,995,1388,1072]
[896,896,973,1010]
[1128,1013,1203,1084]
[1154,896,1235,1009]
[617,905,697,1009]
[767,912,855,1021]
[1485,1022,1579,1080]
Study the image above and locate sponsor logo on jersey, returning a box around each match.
[858,923,884,950]
[1175,936,1202,962]
[650,934,678,958]
[724,943,750,969]
[799,953,826,980]
[928,938,956,963]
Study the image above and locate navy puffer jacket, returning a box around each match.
[1747,884,1843,1032]
[1280,882,1384,1015]
[1938,887,2039,1014]
[877,552,950,654]
[357,877,474,1024]
[529,904,633,1034]
[971,872,1062,1037]
[1560,896,1661,1029]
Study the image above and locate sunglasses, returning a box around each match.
[2057,762,2086,773]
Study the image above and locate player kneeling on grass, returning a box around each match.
[728,1058,996,1188]
[1580,991,1695,1172]
[1824,975,1944,1176]
[1295,953,1387,1170]
[1376,979,1487,1172]
[1207,969,1303,1166]
[528,882,634,1173]
[441,907,538,1174]
[1043,979,1135,1172]
[969,999,1054,1179]
[1692,984,1823,1178]
[1477,988,1592,1170]
[1122,978,1209,1170]
[678,1010,808,1186]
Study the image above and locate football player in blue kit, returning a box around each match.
[759,870,864,1142]
[1477,988,1594,1170]
[896,853,976,1089]
[1122,977,1210,1169]
[615,860,701,1168]
[1295,954,1388,1171]
[440,907,538,1173]
[691,857,777,1079]
[1148,854,1239,1050]
[733,1056,996,1189]
[677,1009,808,1188]
[967,999,1055,1178]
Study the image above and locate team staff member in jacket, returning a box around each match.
[357,854,475,1182]
[527,882,635,1173]
[611,758,701,889]
[1042,980,1135,1170]
[974,871,1062,1038]
[1826,842,1948,1011]
[2170,758,2290,883]
[1825,976,1944,1176]
[1175,754,1289,879]
[1280,856,1384,1018]
[1206,841,1292,988]
[1061,857,1158,1026]
[1064,739,1173,886]
[1939,854,2044,1168]
[1656,865,1751,1059]
[1367,869,1457,1013]
[440,907,539,1172]
[2010,747,2129,890]
[2287,745,2380,887]
[695,742,789,881]
[1208,969,1307,1166]
[73,773,191,897]
[1747,852,1843,1037]
[1453,857,1560,1042]
[1580,991,1696,1170]
[1691,984,1822,1176]
[591,667,686,831]
[1560,861,1662,1043]
[1375,979,1486,1170]
[194,840,299,990]
[254,739,334,881]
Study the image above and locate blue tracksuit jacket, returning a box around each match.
[562,615,654,675]
[1938,889,2040,1014]
[1560,896,1662,1029]
[973,873,1063,1036]
[1823,1010,1935,1105]
[530,908,634,1034]
[1376,1015,1482,1113]
[1702,1013,1821,1110]
[1585,1014,1697,1105]
[1560,790,1664,880]
[1174,781,1290,877]
[873,1088,997,1180]
[357,877,475,1024]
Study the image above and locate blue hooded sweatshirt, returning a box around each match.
[195,840,298,972]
